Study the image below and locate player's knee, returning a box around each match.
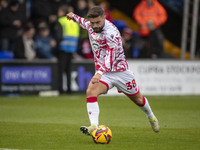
[135,97,144,106]
[128,92,144,106]
[131,97,144,107]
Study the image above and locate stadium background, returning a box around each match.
[107,0,200,51]
[0,1,200,150]
[0,0,199,95]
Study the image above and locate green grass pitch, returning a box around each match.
[0,95,200,150]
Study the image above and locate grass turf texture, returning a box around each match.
[0,95,200,150]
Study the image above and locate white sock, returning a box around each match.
[86,97,99,127]
[139,96,154,119]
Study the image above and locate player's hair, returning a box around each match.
[87,6,104,18]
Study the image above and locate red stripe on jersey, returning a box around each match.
[78,17,82,24]
[86,97,97,103]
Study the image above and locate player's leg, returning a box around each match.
[127,92,154,118]
[86,81,108,127]
[112,70,159,132]
[127,92,160,132]
[80,81,108,135]
[87,80,108,97]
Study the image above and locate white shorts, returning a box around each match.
[99,70,140,96]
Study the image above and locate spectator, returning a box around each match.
[145,20,164,58]
[32,1,55,24]
[133,0,168,59]
[133,0,167,37]
[0,0,8,11]
[81,40,93,59]
[32,0,72,37]
[50,0,71,19]
[55,5,80,94]
[88,0,95,9]
[145,20,174,59]
[121,28,146,58]
[49,0,72,33]
[14,21,36,61]
[24,0,33,20]
[99,1,113,22]
[0,0,26,51]
[75,0,88,17]
[75,0,94,59]
[35,20,57,61]
[121,28,134,58]
[32,0,52,24]
[0,0,7,50]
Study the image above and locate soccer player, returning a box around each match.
[66,6,160,135]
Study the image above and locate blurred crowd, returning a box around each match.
[0,0,176,93]
[0,0,174,60]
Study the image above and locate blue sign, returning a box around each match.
[2,66,51,84]
[78,66,93,91]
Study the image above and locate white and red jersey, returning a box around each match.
[72,14,129,73]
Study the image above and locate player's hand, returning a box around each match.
[66,12,74,20]
[91,73,102,84]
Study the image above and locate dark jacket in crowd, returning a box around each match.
[0,6,25,40]
[32,0,52,24]
[147,28,164,57]
[50,0,71,15]
[32,0,70,24]
[13,36,26,58]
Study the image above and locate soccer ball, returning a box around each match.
[92,125,112,144]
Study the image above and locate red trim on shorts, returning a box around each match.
[87,97,97,103]
[142,96,146,107]
[123,89,140,96]
[99,80,109,91]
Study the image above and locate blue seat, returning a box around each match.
[112,20,127,30]
[0,51,14,60]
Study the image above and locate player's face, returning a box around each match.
[89,15,105,33]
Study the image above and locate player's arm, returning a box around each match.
[66,12,90,30]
